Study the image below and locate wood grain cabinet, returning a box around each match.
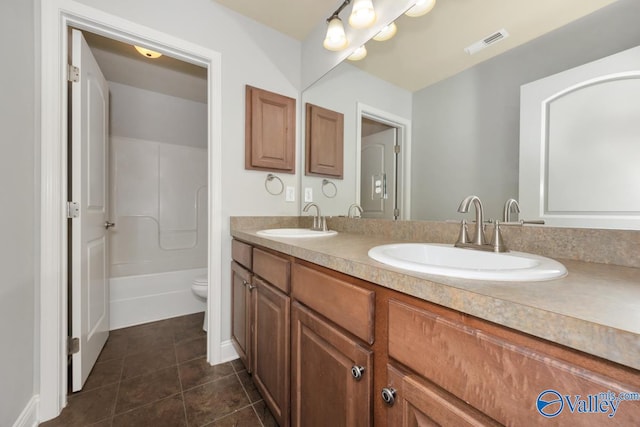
[252,248,291,427]
[245,85,296,173]
[290,262,375,427]
[291,302,372,427]
[230,261,253,373]
[383,298,640,426]
[230,240,253,372]
[305,103,344,178]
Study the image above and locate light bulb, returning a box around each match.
[405,0,436,18]
[373,22,397,42]
[347,45,367,61]
[323,17,349,51]
[134,46,162,58]
[349,0,376,29]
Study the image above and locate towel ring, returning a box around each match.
[265,173,284,195]
[321,179,337,198]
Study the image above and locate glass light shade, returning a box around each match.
[372,22,397,41]
[134,46,162,58]
[405,0,436,17]
[323,17,349,51]
[349,0,377,29]
[347,45,367,61]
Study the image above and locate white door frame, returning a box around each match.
[355,103,412,220]
[39,1,223,420]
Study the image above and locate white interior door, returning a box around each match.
[361,128,398,219]
[70,29,110,392]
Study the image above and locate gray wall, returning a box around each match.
[0,0,37,424]
[411,0,640,221]
[109,81,207,148]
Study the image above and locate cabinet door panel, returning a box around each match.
[231,261,252,372]
[253,277,290,427]
[245,85,295,173]
[291,302,372,427]
[385,364,499,427]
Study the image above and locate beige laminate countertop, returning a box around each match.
[231,227,640,371]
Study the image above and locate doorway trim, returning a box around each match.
[355,103,412,220]
[39,0,223,420]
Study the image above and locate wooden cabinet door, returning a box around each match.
[385,364,500,427]
[305,103,344,178]
[231,261,253,372]
[245,85,296,173]
[291,302,372,427]
[253,277,290,427]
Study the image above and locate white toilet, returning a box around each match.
[191,275,208,331]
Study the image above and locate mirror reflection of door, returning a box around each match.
[360,118,399,219]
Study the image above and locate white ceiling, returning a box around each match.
[214,0,618,91]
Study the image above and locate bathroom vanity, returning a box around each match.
[230,217,640,426]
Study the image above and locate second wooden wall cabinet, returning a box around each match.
[245,85,296,173]
[305,103,344,178]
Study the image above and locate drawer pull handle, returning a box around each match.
[381,387,396,406]
[351,365,365,381]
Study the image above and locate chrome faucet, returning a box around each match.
[456,195,487,246]
[503,198,520,222]
[303,202,326,231]
[347,203,363,218]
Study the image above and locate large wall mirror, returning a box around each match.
[300,0,640,229]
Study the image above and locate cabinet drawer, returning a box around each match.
[388,299,639,425]
[292,263,374,345]
[232,239,252,269]
[253,248,290,293]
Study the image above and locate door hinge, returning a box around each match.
[68,337,80,355]
[67,65,79,82]
[394,145,401,154]
[67,201,80,218]
[393,208,400,218]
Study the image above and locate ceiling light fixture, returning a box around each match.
[347,45,367,61]
[373,22,397,41]
[323,0,353,51]
[323,16,349,51]
[405,0,436,18]
[349,0,377,29]
[134,45,162,59]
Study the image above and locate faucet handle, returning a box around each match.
[456,220,469,245]
[490,220,507,252]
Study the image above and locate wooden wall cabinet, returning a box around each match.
[305,103,344,178]
[245,85,295,173]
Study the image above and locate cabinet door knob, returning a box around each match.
[381,387,396,406]
[351,365,365,381]
[104,221,116,229]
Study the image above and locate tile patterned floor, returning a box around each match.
[40,313,276,427]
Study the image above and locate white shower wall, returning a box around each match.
[109,135,207,328]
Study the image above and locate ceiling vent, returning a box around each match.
[464,28,509,55]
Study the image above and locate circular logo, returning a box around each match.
[537,389,564,418]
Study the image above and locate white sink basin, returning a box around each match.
[257,228,338,238]
[368,243,567,281]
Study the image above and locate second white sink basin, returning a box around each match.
[368,243,567,281]
[257,228,338,238]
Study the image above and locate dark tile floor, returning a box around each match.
[40,312,276,427]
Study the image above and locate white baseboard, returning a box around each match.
[110,268,206,330]
[220,339,239,363]
[13,395,38,427]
